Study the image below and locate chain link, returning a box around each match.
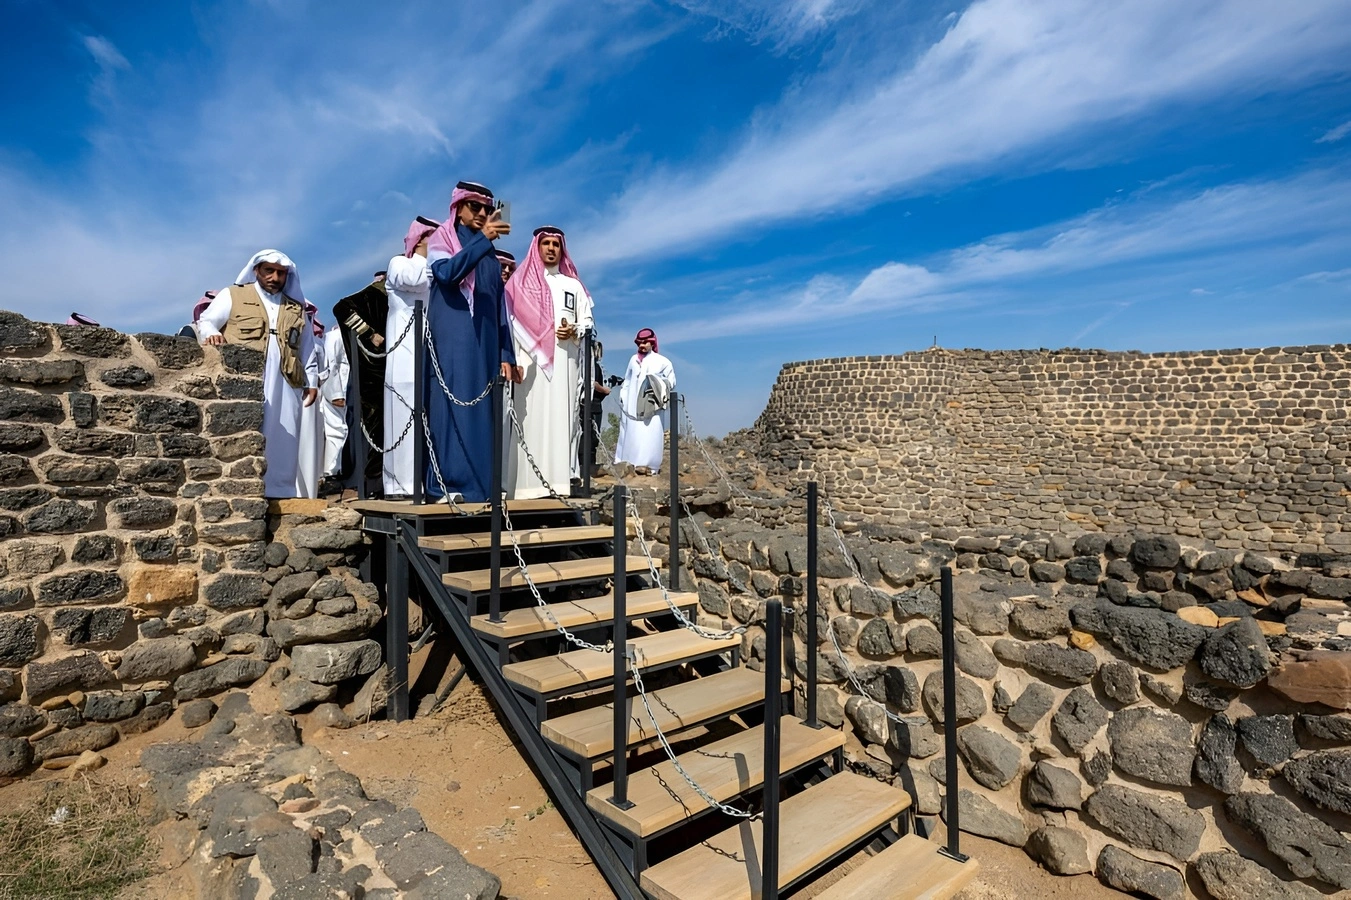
[358,385,415,454]
[354,308,415,360]
[422,312,496,407]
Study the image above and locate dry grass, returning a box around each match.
[0,776,150,900]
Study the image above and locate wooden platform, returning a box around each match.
[586,716,845,838]
[420,524,622,553]
[470,589,697,640]
[504,628,739,694]
[443,556,659,594]
[348,497,585,518]
[541,667,778,760]
[813,834,979,900]
[640,772,912,900]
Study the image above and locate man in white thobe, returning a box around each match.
[198,250,320,499]
[319,325,350,479]
[615,327,675,475]
[382,217,437,497]
[503,226,594,499]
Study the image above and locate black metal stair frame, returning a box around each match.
[394,514,648,900]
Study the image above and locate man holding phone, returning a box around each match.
[421,181,518,503]
[503,225,594,498]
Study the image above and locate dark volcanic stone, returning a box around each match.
[1199,617,1272,688]
[23,499,94,534]
[1196,713,1244,793]
[1064,556,1102,584]
[206,401,264,436]
[1224,792,1351,889]
[0,615,42,666]
[0,703,44,737]
[1183,672,1237,711]
[883,666,920,712]
[1131,536,1182,569]
[72,534,120,563]
[956,725,1022,789]
[1007,683,1055,732]
[25,653,115,697]
[53,428,134,456]
[82,690,145,721]
[0,585,31,611]
[0,358,85,386]
[100,365,153,388]
[1024,760,1083,810]
[1237,715,1298,768]
[219,344,265,375]
[1283,750,1351,815]
[0,423,44,452]
[107,496,177,529]
[159,434,212,458]
[1099,660,1140,703]
[1096,845,1184,900]
[921,670,986,724]
[204,573,269,611]
[135,333,203,369]
[1298,714,1351,744]
[1108,707,1195,787]
[992,638,1096,684]
[37,570,125,606]
[1074,534,1109,556]
[1085,783,1204,860]
[1082,749,1112,786]
[174,657,269,700]
[51,607,131,645]
[132,534,178,562]
[0,311,48,353]
[1194,851,1323,900]
[0,386,63,422]
[1051,686,1108,753]
[1070,599,1207,670]
[128,396,201,433]
[53,324,128,357]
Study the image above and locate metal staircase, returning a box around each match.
[349,380,978,899]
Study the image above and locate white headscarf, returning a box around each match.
[234,249,307,303]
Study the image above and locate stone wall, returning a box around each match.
[751,346,1351,553]
[0,311,379,778]
[669,470,1351,898]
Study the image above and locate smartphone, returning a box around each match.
[494,200,511,225]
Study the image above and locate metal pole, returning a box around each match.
[940,566,968,863]
[412,303,426,505]
[348,328,368,500]
[385,519,410,721]
[668,391,680,591]
[806,482,820,728]
[609,485,634,810]
[762,600,783,900]
[580,331,593,498]
[489,375,505,624]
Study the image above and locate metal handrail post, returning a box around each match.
[762,599,783,900]
[412,303,426,505]
[806,482,820,728]
[347,328,368,500]
[580,331,593,498]
[940,566,969,862]
[668,391,680,591]
[609,485,635,810]
[385,516,410,721]
[488,375,505,624]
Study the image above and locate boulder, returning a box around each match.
[888,715,941,759]
[1024,761,1083,810]
[117,637,198,682]
[1283,750,1351,815]
[25,652,115,698]
[921,670,986,724]
[1108,707,1195,787]
[1224,792,1351,889]
[267,602,381,648]
[882,665,920,712]
[1237,715,1297,768]
[1268,652,1351,710]
[953,630,998,678]
[1085,783,1205,860]
[1132,536,1182,569]
[942,788,1027,847]
[1194,850,1323,900]
[1070,599,1207,670]
[956,725,1022,790]
[845,696,889,745]
[173,657,269,700]
[1051,686,1108,753]
[1025,825,1090,876]
[1199,617,1272,688]
[1196,713,1244,794]
[1007,682,1055,732]
[1096,845,1184,900]
[290,640,382,685]
[992,638,1096,684]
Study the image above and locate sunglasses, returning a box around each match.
[463,200,490,214]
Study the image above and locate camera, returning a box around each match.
[605,375,623,388]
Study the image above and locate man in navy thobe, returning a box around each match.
[422,181,518,502]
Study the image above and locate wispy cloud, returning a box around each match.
[81,35,129,102]
[655,169,1351,342]
[576,0,1351,265]
[1317,119,1351,143]
[670,0,863,48]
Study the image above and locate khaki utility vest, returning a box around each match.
[222,284,306,389]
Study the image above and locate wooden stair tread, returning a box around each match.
[640,772,911,900]
[420,524,623,553]
[442,556,658,593]
[813,834,979,900]
[541,668,775,760]
[586,716,845,837]
[470,589,697,639]
[504,628,739,694]
[349,497,581,517]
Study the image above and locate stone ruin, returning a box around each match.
[4,305,1351,899]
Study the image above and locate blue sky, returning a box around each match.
[2,0,1350,434]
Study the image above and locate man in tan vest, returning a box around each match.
[197,250,321,498]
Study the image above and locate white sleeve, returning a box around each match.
[196,289,234,341]
[321,334,349,401]
[576,287,594,335]
[301,316,320,389]
[660,355,676,390]
[386,255,431,291]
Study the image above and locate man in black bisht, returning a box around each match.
[332,271,388,495]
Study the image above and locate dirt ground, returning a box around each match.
[0,670,1125,900]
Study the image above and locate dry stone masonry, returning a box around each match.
[0,311,382,779]
[652,425,1351,899]
[752,347,1351,552]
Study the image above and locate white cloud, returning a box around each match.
[1317,119,1351,143]
[669,0,862,47]
[81,35,130,102]
[575,0,1351,265]
[655,170,1351,342]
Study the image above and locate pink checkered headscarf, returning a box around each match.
[303,301,324,338]
[403,217,439,258]
[192,291,218,323]
[504,227,588,378]
[426,184,494,315]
